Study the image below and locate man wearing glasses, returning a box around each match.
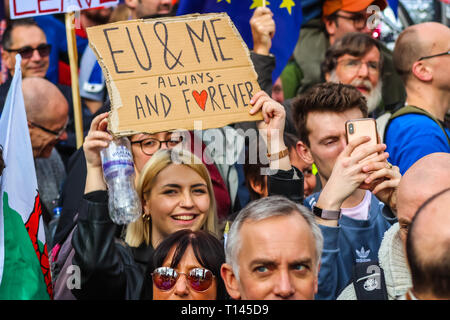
[1,19,50,79]
[22,77,69,235]
[281,0,405,112]
[385,22,450,175]
[322,32,384,117]
[0,19,94,167]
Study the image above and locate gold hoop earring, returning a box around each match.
[142,213,151,222]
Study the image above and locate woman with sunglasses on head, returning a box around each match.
[141,229,228,300]
[70,113,220,299]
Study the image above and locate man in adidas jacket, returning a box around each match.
[292,83,399,299]
[337,152,450,299]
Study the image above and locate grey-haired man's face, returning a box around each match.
[221,214,319,300]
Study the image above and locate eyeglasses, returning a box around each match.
[130,136,183,156]
[28,121,67,138]
[334,13,368,30]
[152,266,215,292]
[418,51,450,61]
[338,58,380,75]
[5,44,51,59]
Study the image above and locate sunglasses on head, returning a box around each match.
[6,43,51,59]
[152,266,214,292]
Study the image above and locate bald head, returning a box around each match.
[393,22,450,83]
[22,77,68,123]
[22,77,69,158]
[406,188,450,299]
[397,153,450,244]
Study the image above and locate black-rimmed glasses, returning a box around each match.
[334,13,368,30]
[418,51,450,61]
[130,136,183,156]
[5,44,51,59]
[28,121,67,137]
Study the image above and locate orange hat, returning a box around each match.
[323,0,387,17]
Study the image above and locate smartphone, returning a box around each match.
[345,118,379,164]
[345,118,383,190]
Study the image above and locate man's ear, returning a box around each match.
[296,141,314,165]
[324,18,337,39]
[248,176,266,197]
[411,61,433,82]
[220,263,241,300]
[124,0,138,10]
[314,262,321,295]
[1,51,15,76]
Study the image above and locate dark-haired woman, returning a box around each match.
[141,229,228,300]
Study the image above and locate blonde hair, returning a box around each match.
[125,149,219,247]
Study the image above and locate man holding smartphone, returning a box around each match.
[292,82,401,299]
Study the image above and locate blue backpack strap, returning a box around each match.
[352,261,388,300]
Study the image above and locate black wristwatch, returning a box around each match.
[312,205,341,220]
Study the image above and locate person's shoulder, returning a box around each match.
[388,113,441,135]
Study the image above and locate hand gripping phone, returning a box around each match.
[345,118,379,164]
[345,118,383,190]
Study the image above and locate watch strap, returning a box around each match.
[312,205,341,220]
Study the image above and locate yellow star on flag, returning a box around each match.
[279,0,296,15]
[217,0,231,3]
[250,0,270,10]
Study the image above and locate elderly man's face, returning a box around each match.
[2,26,49,78]
[225,214,319,300]
[328,46,382,112]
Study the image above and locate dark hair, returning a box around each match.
[141,229,228,300]
[243,139,269,201]
[284,132,299,151]
[0,146,5,176]
[291,82,368,147]
[321,32,383,77]
[1,18,41,50]
[406,188,450,298]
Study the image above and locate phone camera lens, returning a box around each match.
[349,124,354,134]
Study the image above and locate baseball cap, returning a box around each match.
[323,0,387,17]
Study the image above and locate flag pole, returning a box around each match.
[65,11,84,149]
[263,0,266,7]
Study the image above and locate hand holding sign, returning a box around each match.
[87,13,263,137]
[250,90,286,147]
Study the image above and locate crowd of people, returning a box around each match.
[0,0,449,301]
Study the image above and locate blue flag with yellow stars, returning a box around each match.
[177,0,303,83]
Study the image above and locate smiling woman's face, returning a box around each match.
[143,164,210,246]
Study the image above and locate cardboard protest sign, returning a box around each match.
[86,13,263,136]
[9,0,118,19]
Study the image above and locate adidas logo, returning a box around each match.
[356,246,371,263]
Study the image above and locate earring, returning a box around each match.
[142,213,151,222]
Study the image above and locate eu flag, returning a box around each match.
[387,0,398,17]
[177,0,303,83]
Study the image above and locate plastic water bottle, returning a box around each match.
[100,137,141,225]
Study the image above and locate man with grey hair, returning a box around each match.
[220,195,323,300]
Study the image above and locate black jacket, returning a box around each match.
[71,191,152,300]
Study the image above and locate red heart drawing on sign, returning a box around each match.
[192,90,208,111]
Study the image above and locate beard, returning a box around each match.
[328,71,383,114]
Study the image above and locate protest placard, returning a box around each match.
[9,0,119,19]
[86,13,263,137]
